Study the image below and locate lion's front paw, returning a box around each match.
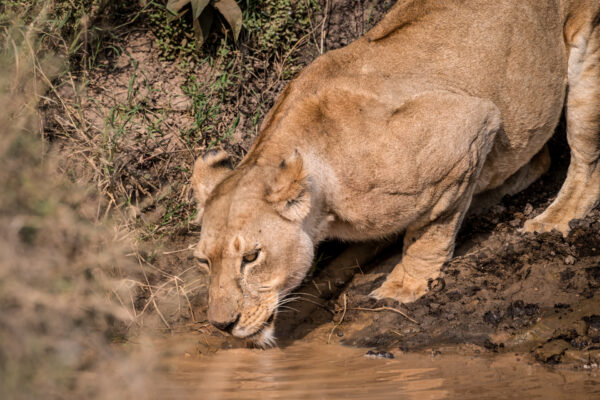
[369,274,428,304]
[522,217,570,236]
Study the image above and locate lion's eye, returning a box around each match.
[196,257,210,266]
[242,249,260,264]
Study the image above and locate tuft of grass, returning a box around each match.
[147,1,201,62]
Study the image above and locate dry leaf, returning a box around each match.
[212,0,243,42]
[191,0,210,20]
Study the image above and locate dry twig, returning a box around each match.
[350,306,418,324]
[320,0,330,54]
[328,293,347,344]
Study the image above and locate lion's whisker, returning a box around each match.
[293,291,321,299]
[277,305,300,312]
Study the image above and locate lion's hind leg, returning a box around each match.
[471,145,551,214]
[524,21,600,235]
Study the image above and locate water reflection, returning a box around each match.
[157,340,599,400]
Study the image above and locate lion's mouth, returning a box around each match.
[234,312,276,347]
[242,313,275,338]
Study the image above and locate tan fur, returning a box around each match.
[264,150,311,221]
[190,150,233,223]
[192,0,600,345]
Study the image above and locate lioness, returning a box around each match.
[191,0,600,346]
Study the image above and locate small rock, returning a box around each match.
[116,54,130,68]
[172,96,191,111]
[365,350,394,359]
[509,218,521,227]
[584,315,600,340]
[533,340,569,364]
[524,203,534,216]
[483,310,503,326]
[483,339,503,352]
[428,277,446,292]
[564,255,576,265]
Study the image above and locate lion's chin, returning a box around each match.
[250,322,276,349]
[233,314,277,348]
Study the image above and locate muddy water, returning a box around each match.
[157,340,599,399]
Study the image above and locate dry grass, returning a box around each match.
[42,0,323,241]
[350,307,419,325]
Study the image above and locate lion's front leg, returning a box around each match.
[370,204,466,303]
[367,91,501,303]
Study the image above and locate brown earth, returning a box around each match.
[46,0,600,371]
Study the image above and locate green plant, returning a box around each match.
[166,0,242,46]
[148,3,199,62]
[244,0,318,55]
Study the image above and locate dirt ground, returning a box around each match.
[46,0,600,372]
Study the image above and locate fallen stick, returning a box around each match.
[350,306,418,324]
[328,294,347,344]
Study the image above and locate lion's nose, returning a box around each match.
[210,313,240,334]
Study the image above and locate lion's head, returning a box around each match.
[191,149,314,346]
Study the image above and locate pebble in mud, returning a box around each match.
[583,315,600,340]
[564,255,576,265]
[365,350,395,359]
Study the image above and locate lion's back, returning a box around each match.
[288,0,569,189]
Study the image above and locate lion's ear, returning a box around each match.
[191,150,233,224]
[265,150,311,221]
